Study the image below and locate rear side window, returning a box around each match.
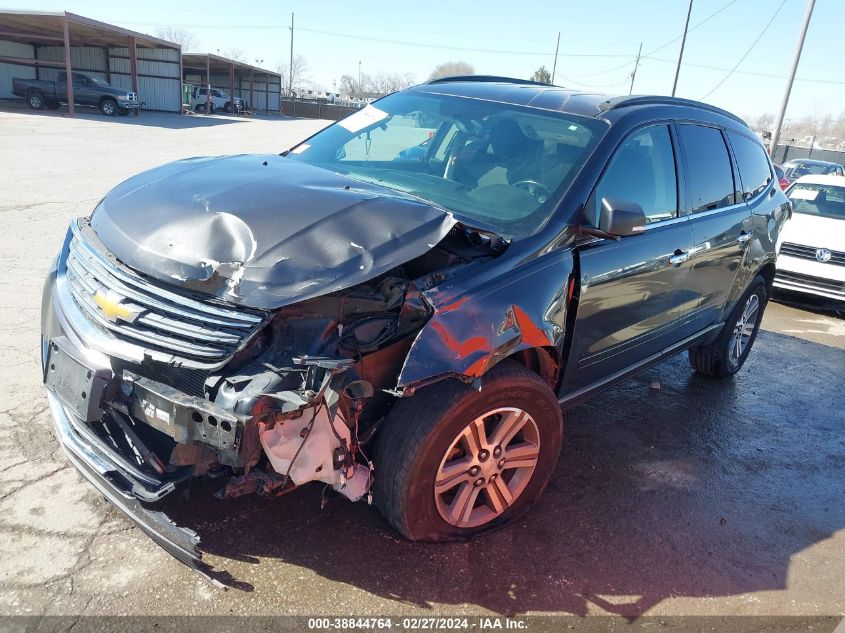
[729,132,772,199]
[594,125,678,225]
[678,124,735,212]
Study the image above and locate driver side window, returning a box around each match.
[594,125,678,226]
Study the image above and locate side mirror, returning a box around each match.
[599,197,647,237]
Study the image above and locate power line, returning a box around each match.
[563,0,738,80]
[699,0,788,100]
[295,27,635,58]
[643,55,845,86]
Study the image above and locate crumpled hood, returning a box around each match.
[90,154,456,309]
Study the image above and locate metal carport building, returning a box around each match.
[182,53,281,114]
[0,10,181,115]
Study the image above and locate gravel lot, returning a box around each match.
[0,108,843,620]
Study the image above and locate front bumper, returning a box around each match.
[774,255,845,302]
[41,259,228,585]
[45,390,225,585]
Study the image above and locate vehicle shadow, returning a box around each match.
[0,104,249,129]
[772,288,845,318]
[161,330,845,615]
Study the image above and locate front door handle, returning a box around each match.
[737,232,752,245]
[669,250,690,265]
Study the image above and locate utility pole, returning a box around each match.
[551,32,560,85]
[358,60,362,98]
[769,0,816,156]
[629,42,642,95]
[672,0,693,97]
[288,12,294,97]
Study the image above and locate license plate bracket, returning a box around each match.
[45,337,110,422]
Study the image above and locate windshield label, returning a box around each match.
[791,188,819,201]
[338,105,388,133]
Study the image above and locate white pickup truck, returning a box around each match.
[189,86,245,113]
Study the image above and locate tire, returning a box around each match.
[195,103,206,113]
[374,360,563,541]
[209,102,215,113]
[99,98,118,116]
[224,101,233,113]
[688,276,767,378]
[27,90,45,110]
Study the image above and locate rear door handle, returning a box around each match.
[737,232,752,245]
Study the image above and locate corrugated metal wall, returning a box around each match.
[0,40,180,113]
[0,40,35,98]
[109,46,180,112]
[189,68,281,112]
[237,74,281,112]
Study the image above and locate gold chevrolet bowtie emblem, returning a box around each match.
[92,290,142,324]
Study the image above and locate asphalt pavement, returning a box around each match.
[0,108,842,620]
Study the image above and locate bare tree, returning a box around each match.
[428,61,475,80]
[367,73,416,97]
[339,74,358,99]
[154,26,198,51]
[223,48,246,63]
[530,66,551,84]
[277,55,310,96]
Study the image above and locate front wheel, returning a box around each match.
[374,361,563,541]
[688,276,767,378]
[99,98,117,116]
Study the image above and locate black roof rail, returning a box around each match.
[597,95,747,125]
[426,75,552,87]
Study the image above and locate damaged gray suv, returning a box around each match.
[42,76,789,580]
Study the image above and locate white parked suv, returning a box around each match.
[775,175,845,302]
[189,86,244,113]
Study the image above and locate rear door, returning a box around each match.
[562,123,696,393]
[675,123,752,335]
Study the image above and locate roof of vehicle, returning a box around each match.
[410,76,747,125]
[784,158,841,167]
[790,175,845,187]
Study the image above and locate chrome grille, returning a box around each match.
[63,232,264,369]
[780,242,845,266]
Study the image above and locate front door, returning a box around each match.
[561,123,696,393]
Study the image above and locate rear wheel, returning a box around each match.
[688,276,767,378]
[99,98,117,116]
[27,90,45,110]
[374,361,563,541]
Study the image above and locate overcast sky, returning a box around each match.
[20,0,845,119]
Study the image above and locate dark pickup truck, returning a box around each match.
[13,70,139,116]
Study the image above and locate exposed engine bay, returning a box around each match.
[78,222,507,509]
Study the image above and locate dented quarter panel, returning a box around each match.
[397,246,575,388]
[89,154,457,309]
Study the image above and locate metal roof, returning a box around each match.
[181,52,281,78]
[0,10,180,49]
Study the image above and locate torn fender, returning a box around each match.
[89,155,456,310]
[397,248,575,388]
